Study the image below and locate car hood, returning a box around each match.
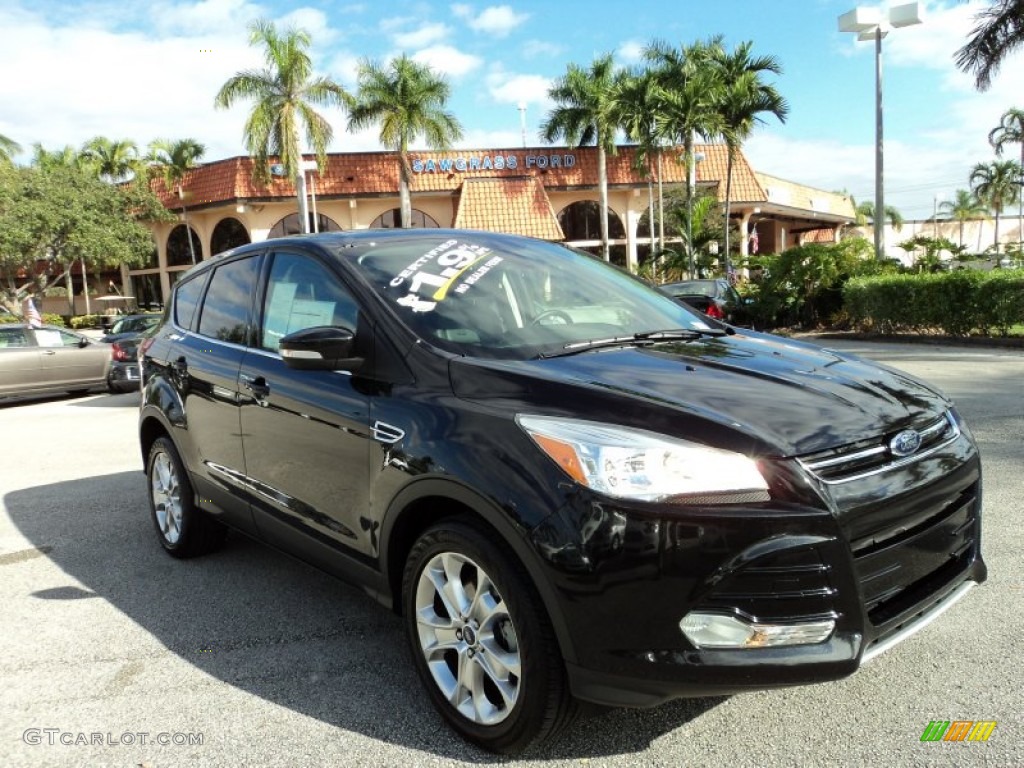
[449,332,950,457]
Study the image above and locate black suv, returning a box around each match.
[139,231,986,753]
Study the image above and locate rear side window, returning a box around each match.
[198,257,260,345]
[174,275,206,331]
[0,328,29,348]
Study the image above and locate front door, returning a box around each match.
[239,249,373,565]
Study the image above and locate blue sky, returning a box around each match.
[1,0,1019,220]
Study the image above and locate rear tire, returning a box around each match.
[402,518,577,754]
[146,436,226,558]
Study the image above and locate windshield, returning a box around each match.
[110,315,158,335]
[663,281,717,297]
[340,234,715,360]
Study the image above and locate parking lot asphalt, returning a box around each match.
[1,339,1022,767]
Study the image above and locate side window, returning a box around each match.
[261,252,360,352]
[174,274,207,331]
[198,257,261,345]
[0,328,29,348]
[32,329,77,348]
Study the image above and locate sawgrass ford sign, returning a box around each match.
[411,153,576,173]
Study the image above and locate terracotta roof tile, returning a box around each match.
[150,143,771,211]
[453,176,564,240]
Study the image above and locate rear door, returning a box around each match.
[172,255,262,534]
[0,327,41,395]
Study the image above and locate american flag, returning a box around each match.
[749,226,759,255]
[23,297,42,327]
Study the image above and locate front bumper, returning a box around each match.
[529,436,986,708]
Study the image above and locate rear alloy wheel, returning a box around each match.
[146,436,226,558]
[403,519,577,753]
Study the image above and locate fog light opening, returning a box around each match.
[680,612,835,649]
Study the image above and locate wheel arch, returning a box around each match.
[381,477,578,665]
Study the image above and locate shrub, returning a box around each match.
[69,314,103,329]
[843,270,1024,336]
[41,313,66,327]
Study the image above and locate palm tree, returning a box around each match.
[955,0,1024,91]
[80,136,140,182]
[215,19,351,233]
[348,55,462,229]
[0,134,20,164]
[938,189,989,249]
[148,139,207,264]
[713,41,788,272]
[969,158,1022,254]
[989,107,1024,252]
[855,199,904,232]
[645,38,726,277]
[613,68,661,265]
[542,53,620,261]
[31,143,85,171]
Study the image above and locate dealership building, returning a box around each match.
[126,144,855,308]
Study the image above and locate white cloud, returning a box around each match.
[454,4,528,37]
[487,73,552,107]
[522,39,564,59]
[412,45,482,78]
[617,39,644,64]
[149,0,266,35]
[393,22,451,49]
[0,5,353,162]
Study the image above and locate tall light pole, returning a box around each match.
[839,3,923,260]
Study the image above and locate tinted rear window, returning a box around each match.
[174,275,207,331]
[198,257,261,345]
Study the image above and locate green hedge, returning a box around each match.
[843,271,1024,336]
[69,314,102,329]
[41,313,66,328]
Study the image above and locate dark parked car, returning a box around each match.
[0,323,111,398]
[100,313,161,343]
[100,313,160,392]
[139,231,985,753]
[659,278,750,325]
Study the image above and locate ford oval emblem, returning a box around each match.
[889,429,922,457]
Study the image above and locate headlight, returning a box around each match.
[516,415,768,502]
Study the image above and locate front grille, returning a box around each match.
[853,485,978,626]
[798,411,958,484]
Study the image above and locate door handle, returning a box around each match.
[240,373,270,403]
[42,350,56,356]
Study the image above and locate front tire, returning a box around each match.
[402,518,577,753]
[146,436,226,558]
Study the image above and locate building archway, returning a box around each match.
[167,225,203,266]
[268,212,342,238]
[369,208,440,229]
[211,217,251,255]
[557,200,626,242]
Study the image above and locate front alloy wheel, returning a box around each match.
[414,551,522,725]
[403,519,577,754]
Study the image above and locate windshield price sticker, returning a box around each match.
[391,241,496,313]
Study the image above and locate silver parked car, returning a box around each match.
[0,324,111,398]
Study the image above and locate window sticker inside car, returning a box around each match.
[391,241,496,313]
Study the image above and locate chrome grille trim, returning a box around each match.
[798,411,960,485]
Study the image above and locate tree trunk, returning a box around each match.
[724,147,735,274]
[685,132,695,278]
[598,142,609,261]
[399,151,412,228]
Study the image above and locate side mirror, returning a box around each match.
[78,337,90,348]
[279,326,362,371]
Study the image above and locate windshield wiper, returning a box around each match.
[538,328,728,358]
